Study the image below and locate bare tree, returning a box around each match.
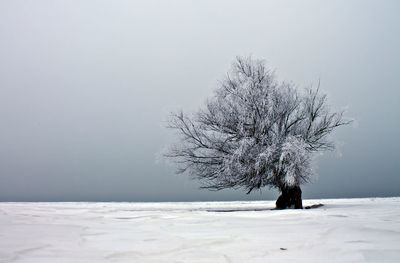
[165,57,351,209]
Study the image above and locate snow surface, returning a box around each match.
[0,198,399,263]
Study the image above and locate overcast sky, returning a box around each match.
[0,0,399,201]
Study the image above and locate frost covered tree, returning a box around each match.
[165,57,351,209]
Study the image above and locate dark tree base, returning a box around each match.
[276,186,303,209]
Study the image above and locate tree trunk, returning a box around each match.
[275,186,303,209]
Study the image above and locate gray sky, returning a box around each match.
[0,0,399,201]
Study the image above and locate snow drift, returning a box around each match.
[0,198,399,262]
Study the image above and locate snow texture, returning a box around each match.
[1,198,399,262]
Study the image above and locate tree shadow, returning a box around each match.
[206,204,324,212]
[206,208,273,212]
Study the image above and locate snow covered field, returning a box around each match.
[0,198,399,263]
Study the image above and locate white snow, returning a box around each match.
[1,198,399,262]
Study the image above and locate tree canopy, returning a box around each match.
[165,57,351,201]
